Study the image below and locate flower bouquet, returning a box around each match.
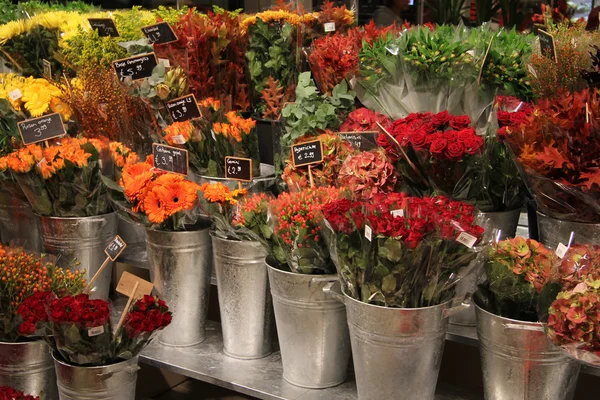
[301,0,355,46]
[0,386,39,400]
[269,186,342,274]
[322,194,485,307]
[197,181,247,237]
[337,148,399,200]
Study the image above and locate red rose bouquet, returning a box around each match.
[322,193,485,307]
[0,387,39,400]
[270,186,343,274]
[502,89,600,222]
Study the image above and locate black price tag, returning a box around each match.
[42,59,51,79]
[152,143,189,175]
[537,30,556,62]
[105,235,127,261]
[88,18,119,37]
[166,94,202,123]
[339,131,378,151]
[113,53,158,82]
[291,140,324,167]
[141,21,178,45]
[224,156,252,182]
[18,113,66,145]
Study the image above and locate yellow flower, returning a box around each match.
[50,98,73,121]
[20,79,63,117]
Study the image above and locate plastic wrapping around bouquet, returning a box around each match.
[53,353,139,400]
[451,208,522,327]
[196,163,276,194]
[117,218,146,248]
[536,211,600,251]
[253,118,283,166]
[211,235,273,359]
[324,282,464,400]
[475,300,580,400]
[266,260,351,389]
[0,191,42,252]
[0,341,58,400]
[38,213,118,300]
[146,227,212,347]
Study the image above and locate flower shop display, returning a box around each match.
[474,238,580,400]
[337,148,399,200]
[301,0,355,46]
[0,387,39,400]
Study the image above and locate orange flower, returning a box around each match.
[144,187,168,224]
[121,162,153,186]
[199,182,247,204]
[153,173,185,186]
[124,171,154,207]
[155,181,199,214]
[164,121,192,146]
[198,97,221,110]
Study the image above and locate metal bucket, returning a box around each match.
[475,301,580,400]
[451,208,522,327]
[0,341,57,400]
[266,261,351,388]
[331,283,455,400]
[117,218,146,247]
[38,213,118,300]
[53,354,139,400]
[146,227,212,347]
[537,211,600,250]
[0,191,41,251]
[212,235,273,359]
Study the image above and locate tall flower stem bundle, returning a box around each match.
[322,194,485,308]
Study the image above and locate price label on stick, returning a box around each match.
[105,235,127,261]
[291,140,324,167]
[152,143,189,175]
[42,59,51,80]
[113,53,158,82]
[225,156,252,182]
[166,94,201,123]
[18,113,66,145]
[537,30,557,62]
[88,18,119,37]
[338,131,378,151]
[141,21,178,45]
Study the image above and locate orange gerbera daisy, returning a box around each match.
[144,187,168,224]
[153,173,185,186]
[155,181,199,214]
[199,182,230,203]
[121,162,153,186]
[124,171,154,207]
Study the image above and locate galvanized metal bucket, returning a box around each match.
[327,282,462,400]
[266,261,351,389]
[451,208,522,327]
[146,226,212,347]
[212,235,273,359]
[475,301,580,400]
[0,191,41,251]
[537,211,600,250]
[0,341,57,400]
[53,354,139,400]
[117,218,146,247]
[38,213,118,300]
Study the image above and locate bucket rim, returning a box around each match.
[36,212,117,221]
[535,210,600,226]
[0,339,47,347]
[341,286,452,312]
[473,296,542,327]
[145,225,211,235]
[265,259,337,280]
[51,351,138,370]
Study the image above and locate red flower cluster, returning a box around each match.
[0,387,39,400]
[124,295,172,337]
[49,294,110,328]
[339,108,392,132]
[559,244,600,290]
[16,290,53,335]
[378,111,483,161]
[495,96,534,140]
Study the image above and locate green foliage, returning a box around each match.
[63,27,127,70]
[153,5,190,24]
[0,99,20,157]
[0,0,98,25]
[1,25,62,78]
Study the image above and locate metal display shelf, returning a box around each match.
[140,321,483,400]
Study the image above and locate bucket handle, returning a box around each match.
[96,365,141,380]
[322,280,346,304]
[442,293,472,319]
[503,323,545,333]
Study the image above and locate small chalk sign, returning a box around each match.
[42,59,51,80]
[113,53,158,82]
[152,143,189,175]
[105,235,127,261]
[338,131,378,151]
[166,94,201,123]
[88,18,119,37]
[225,156,252,182]
[537,30,557,62]
[18,113,66,145]
[141,21,178,45]
[291,140,324,167]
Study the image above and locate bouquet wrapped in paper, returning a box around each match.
[322,193,485,307]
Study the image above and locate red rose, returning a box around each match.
[497,110,511,127]
[409,130,428,149]
[432,111,451,126]
[497,126,510,141]
[449,115,471,129]
[509,111,527,125]
[18,321,36,336]
[443,131,457,142]
[420,122,436,134]
[429,138,448,155]
[445,141,465,160]
[464,135,484,155]
[456,128,477,143]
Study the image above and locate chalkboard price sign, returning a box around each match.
[88,18,119,37]
[113,53,158,82]
[152,143,189,175]
[141,21,178,45]
[18,113,66,145]
[224,157,252,182]
[291,140,324,167]
[537,30,556,62]
[166,94,201,123]
[105,235,127,261]
[338,131,378,151]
